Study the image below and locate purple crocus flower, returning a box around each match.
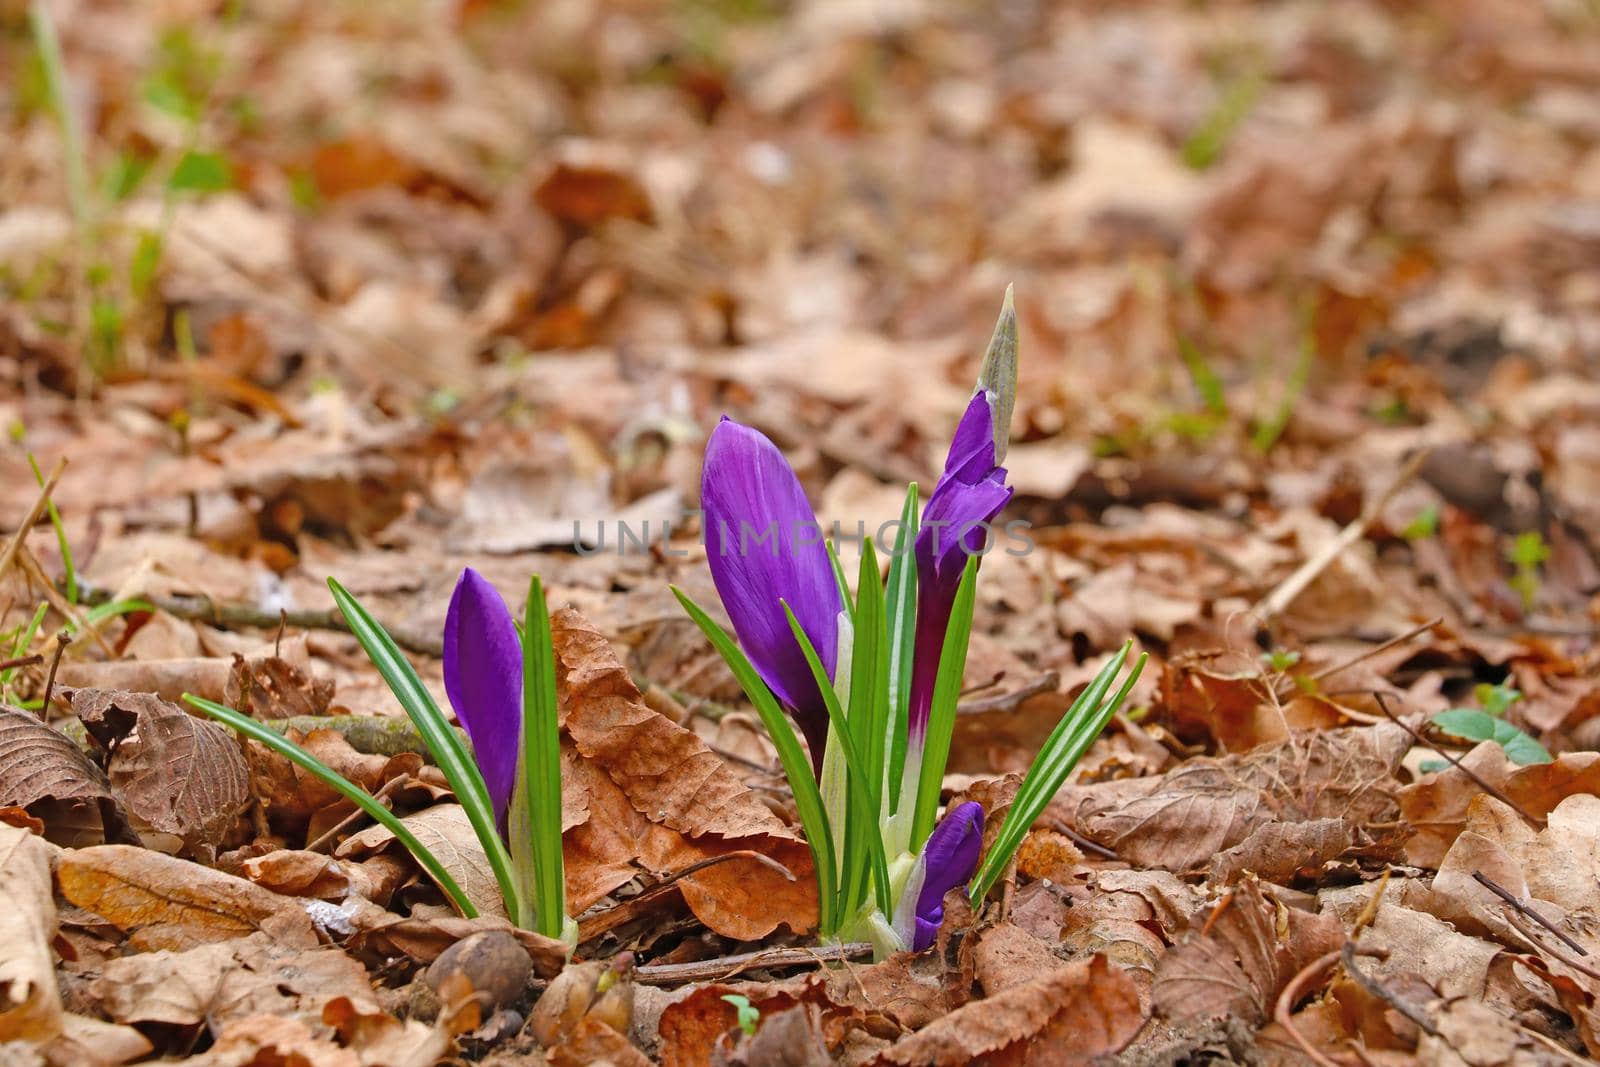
[912,800,985,949]
[907,397,1014,738]
[701,417,843,771]
[442,567,523,829]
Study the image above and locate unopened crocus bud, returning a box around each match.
[975,284,1017,464]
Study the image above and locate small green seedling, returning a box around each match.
[1506,532,1549,613]
[721,995,760,1037]
[1401,504,1440,541]
[1430,682,1550,767]
[1261,648,1301,672]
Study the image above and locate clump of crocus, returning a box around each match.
[677,289,1145,956]
[187,570,573,945]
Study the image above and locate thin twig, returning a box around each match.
[633,942,872,986]
[1305,618,1442,686]
[1255,448,1431,622]
[1472,870,1587,956]
[577,850,797,943]
[74,586,442,656]
[40,630,70,718]
[1045,817,1119,860]
[1340,942,1437,1037]
[0,458,65,582]
[1502,909,1600,983]
[1370,691,1544,829]
[0,653,44,673]
[20,546,115,657]
[1272,949,1349,1067]
[306,772,411,853]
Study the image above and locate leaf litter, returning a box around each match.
[2,0,1600,1063]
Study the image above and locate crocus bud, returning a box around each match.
[893,800,985,951]
[974,284,1017,464]
[443,568,523,828]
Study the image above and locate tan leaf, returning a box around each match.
[0,823,61,1042]
[1209,817,1355,885]
[874,955,1144,1066]
[0,705,133,847]
[90,932,373,1031]
[240,849,354,900]
[338,803,505,918]
[73,689,250,857]
[1070,724,1409,871]
[57,845,318,951]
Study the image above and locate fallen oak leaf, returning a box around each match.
[57,844,319,951]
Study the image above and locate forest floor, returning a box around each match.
[3,0,1600,1064]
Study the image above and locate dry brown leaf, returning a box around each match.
[73,689,250,857]
[183,1012,359,1067]
[246,727,390,831]
[337,896,567,978]
[0,706,134,848]
[57,845,318,951]
[89,932,373,1031]
[338,803,503,917]
[0,824,61,1043]
[1209,817,1355,886]
[1151,879,1343,1028]
[535,160,653,228]
[973,923,1063,996]
[552,607,816,939]
[322,995,451,1067]
[873,954,1143,1066]
[1068,723,1409,870]
[38,1013,153,1067]
[239,849,353,900]
[224,653,335,720]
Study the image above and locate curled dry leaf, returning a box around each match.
[73,689,250,857]
[89,931,375,1032]
[0,823,60,1043]
[336,895,567,978]
[323,994,451,1067]
[1208,817,1356,886]
[338,803,504,918]
[873,954,1143,1067]
[0,705,135,847]
[551,607,816,939]
[1066,723,1410,871]
[225,652,335,720]
[1400,745,1600,869]
[56,845,318,952]
[1432,793,1600,957]
[1151,879,1343,1028]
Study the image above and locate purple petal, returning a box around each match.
[443,568,523,825]
[701,417,841,766]
[913,801,985,950]
[908,396,1014,737]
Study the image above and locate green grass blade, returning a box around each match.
[783,602,890,917]
[882,484,918,817]
[826,538,854,620]
[851,538,888,811]
[514,575,567,939]
[29,454,76,604]
[910,555,979,852]
[674,587,839,936]
[2,603,49,677]
[326,577,520,920]
[968,646,1145,902]
[79,598,155,628]
[184,693,479,918]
